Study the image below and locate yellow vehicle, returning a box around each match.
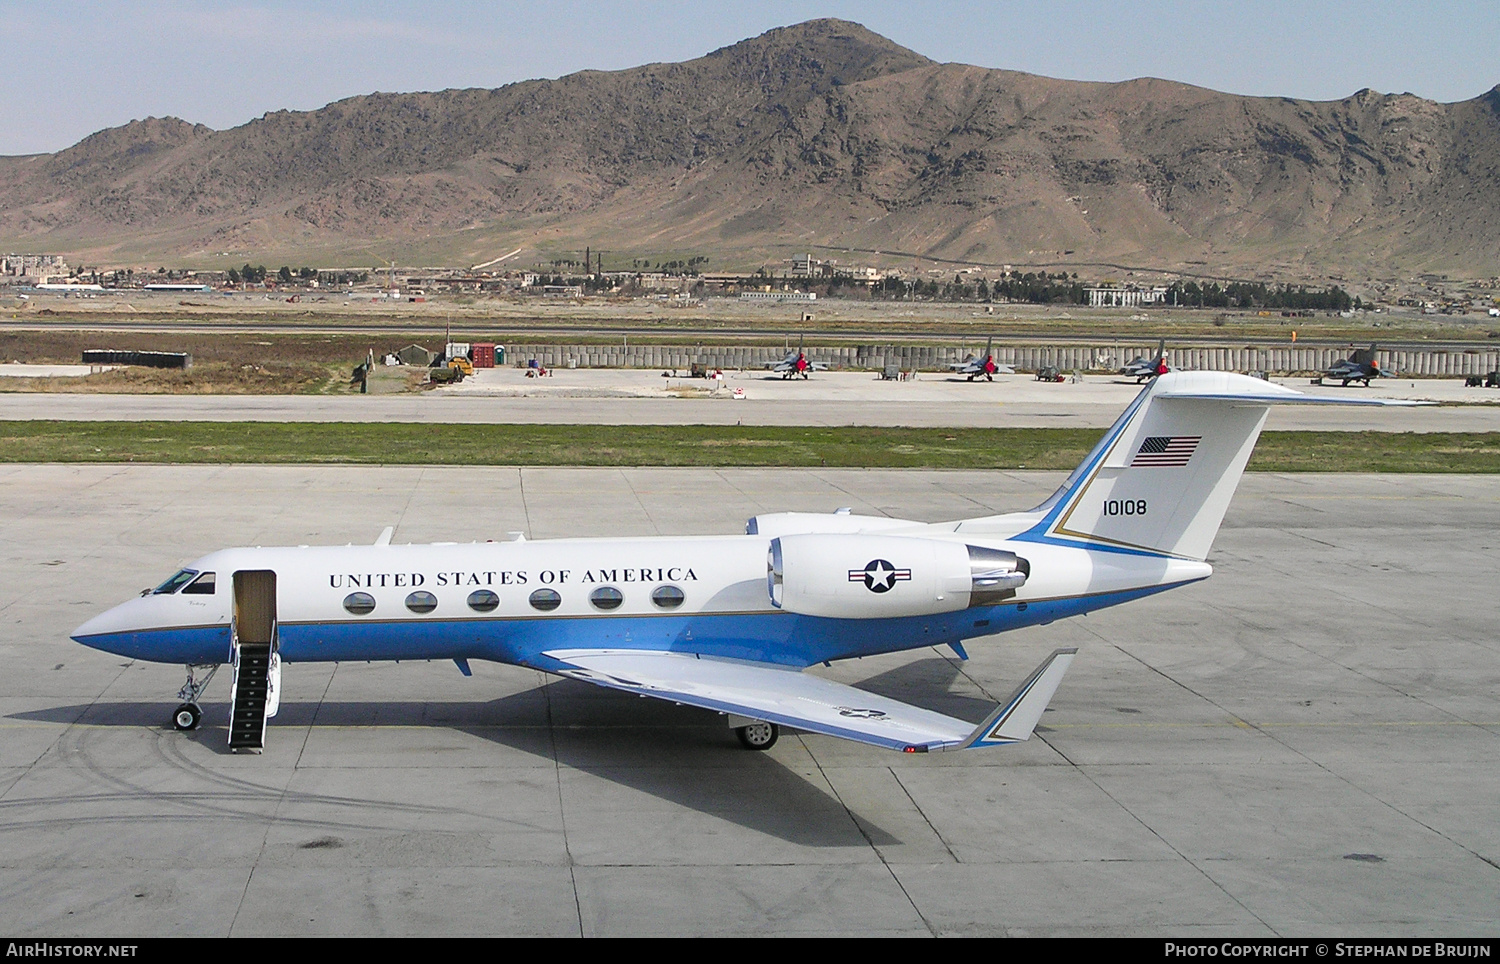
[428,357,474,384]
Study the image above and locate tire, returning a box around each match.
[172,703,201,731]
[736,721,779,750]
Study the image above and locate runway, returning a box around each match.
[0,465,1495,936]
[3,368,1499,430]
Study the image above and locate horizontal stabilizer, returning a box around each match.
[542,647,1076,753]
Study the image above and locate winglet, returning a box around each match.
[955,648,1077,748]
[374,526,395,546]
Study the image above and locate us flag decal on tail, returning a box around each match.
[1131,436,1201,467]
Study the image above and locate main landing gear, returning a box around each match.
[172,664,220,731]
[736,721,780,750]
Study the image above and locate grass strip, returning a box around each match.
[2,422,1499,472]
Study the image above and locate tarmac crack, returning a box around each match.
[1198,578,1500,739]
[391,467,426,542]
[293,663,339,770]
[800,741,939,937]
[1034,666,1281,936]
[541,673,586,938]
[617,469,662,536]
[888,767,959,864]
[518,468,534,539]
[1110,640,1500,906]
[710,469,761,514]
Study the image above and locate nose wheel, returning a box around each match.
[171,663,219,732]
[736,721,780,750]
[172,703,202,731]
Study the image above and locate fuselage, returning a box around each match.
[71,531,1210,674]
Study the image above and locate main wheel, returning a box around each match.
[736,721,779,751]
[172,703,201,731]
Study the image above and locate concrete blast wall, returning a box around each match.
[503,343,1500,376]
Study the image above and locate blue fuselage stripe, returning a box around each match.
[72,582,1195,669]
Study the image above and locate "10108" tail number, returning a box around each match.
[1103,499,1147,516]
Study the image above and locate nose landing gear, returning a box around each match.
[171,664,220,731]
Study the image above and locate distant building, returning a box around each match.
[739,291,816,302]
[3,254,69,283]
[634,273,684,290]
[542,285,583,298]
[788,254,842,279]
[143,283,214,293]
[1085,285,1168,308]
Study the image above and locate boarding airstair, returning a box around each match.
[228,571,280,752]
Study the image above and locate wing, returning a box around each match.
[541,647,1076,752]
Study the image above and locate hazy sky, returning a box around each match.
[2,1,1494,156]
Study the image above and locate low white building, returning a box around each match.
[739,291,816,302]
[1086,285,1168,308]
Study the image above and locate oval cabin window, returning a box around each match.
[650,585,685,609]
[467,590,500,613]
[589,586,624,611]
[529,588,562,612]
[405,591,438,614]
[343,592,376,615]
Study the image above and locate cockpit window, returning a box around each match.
[182,572,216,595]
[152,569,199,595]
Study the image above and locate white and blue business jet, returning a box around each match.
[72,372,1409,754]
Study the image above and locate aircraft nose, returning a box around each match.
[71,598,145,651]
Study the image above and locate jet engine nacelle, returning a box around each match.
[767,534,1029,619]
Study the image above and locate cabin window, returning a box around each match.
[343,592,376,615]
[152,569,198,595]
[405,591,438,614]
[650,585,685,609]
[529,588,561,612]
[589,586,623,611]
[182,572,216,595]
[467,590,500,613]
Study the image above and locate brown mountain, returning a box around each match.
[1,19,1496,279]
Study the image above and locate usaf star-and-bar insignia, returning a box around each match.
[849,558,912,594]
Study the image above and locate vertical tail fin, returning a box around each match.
[1019,372,1364,561]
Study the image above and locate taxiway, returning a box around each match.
[2,368,1497,430]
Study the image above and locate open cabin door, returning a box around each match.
[229,570,278,752]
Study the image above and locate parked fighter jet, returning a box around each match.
[767,337,828,379]
[1318,344,1393,387]
[1120,340,1171,383]
[949,337,1015,381]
